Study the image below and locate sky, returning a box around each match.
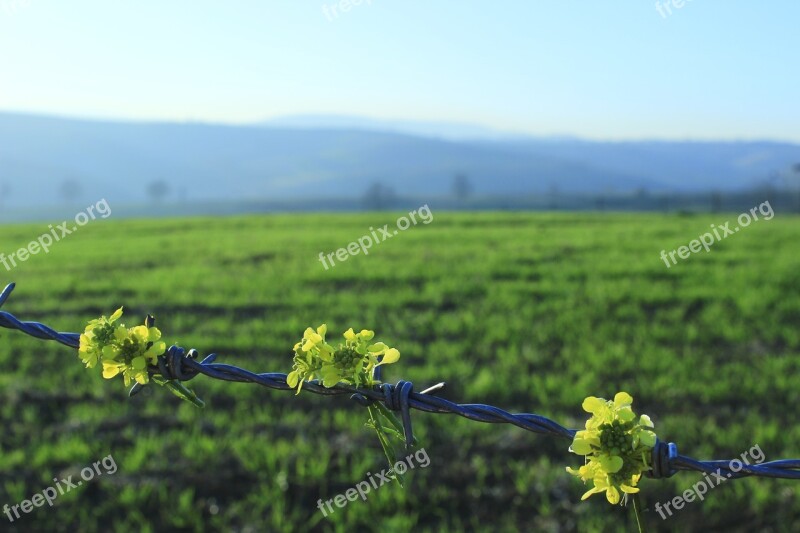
[0,1,798,141]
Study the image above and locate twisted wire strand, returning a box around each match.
[2,283,800,480]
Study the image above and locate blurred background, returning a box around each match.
[1,2,799,532]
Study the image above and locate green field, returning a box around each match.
[1,211,798,532]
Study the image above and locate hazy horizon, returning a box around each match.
[2,109,800,145]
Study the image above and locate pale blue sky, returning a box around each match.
[1,1,798,141]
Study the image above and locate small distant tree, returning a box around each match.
[633,188,649,210]
[452,173,472,205]
[754,173,779,207]
[147,179,170,203]
[60,179,82,203]
[548,183,559,210]
[595,194,606,212]
[784,164,800,212]
[595,187,615,212]
[660,193,671,214]
[710,190,722,213]
[363,182,396,211]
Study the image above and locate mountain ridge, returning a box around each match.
[0,112,797,210]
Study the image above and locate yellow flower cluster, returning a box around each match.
[79,308,166,387]
[567,392,656,504]
[287,324,400,393]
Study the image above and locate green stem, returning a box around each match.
[367,405,404,487]
[373,402,417,446]
[632,493,645,533]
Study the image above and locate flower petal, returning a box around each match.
[378,348,400,365]
[368,342,388,353]
[617,406,636,422]
[322,374,340,387]
[581,486,603,500]
[102,364,121,379]
[582,396,606,414]
[639,430,657,447]
[598,455,623,473]
[605,486,621,504]
[570,439,594,455]
[614,392,633,407]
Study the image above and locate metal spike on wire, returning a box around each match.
[2,282,800,480]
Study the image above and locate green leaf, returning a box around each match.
[153,375,205,408]
[367,405,404,487]
[373,402,417,446]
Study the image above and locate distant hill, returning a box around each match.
[0,112,798,212]
[260,114,524,141]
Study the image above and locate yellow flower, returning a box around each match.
[567,392,656,505]
[289,325,400,392]
[78,307,124,368]
[288,324,334,393]
[290,325,409,483]
[99,323,166,387]
[78,310,213,408]
[79,309,166,387]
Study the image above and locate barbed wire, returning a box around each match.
[2,282,800,481]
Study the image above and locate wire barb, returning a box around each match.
[648,440,678,479]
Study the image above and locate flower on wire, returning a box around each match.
[78,307,124,369]
[567,392,656,504]
[286,324,409,485]
[286,325,332,393]
[78,308,166,387]
[287,324,401,393]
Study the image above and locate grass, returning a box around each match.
[0,210,798,532]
